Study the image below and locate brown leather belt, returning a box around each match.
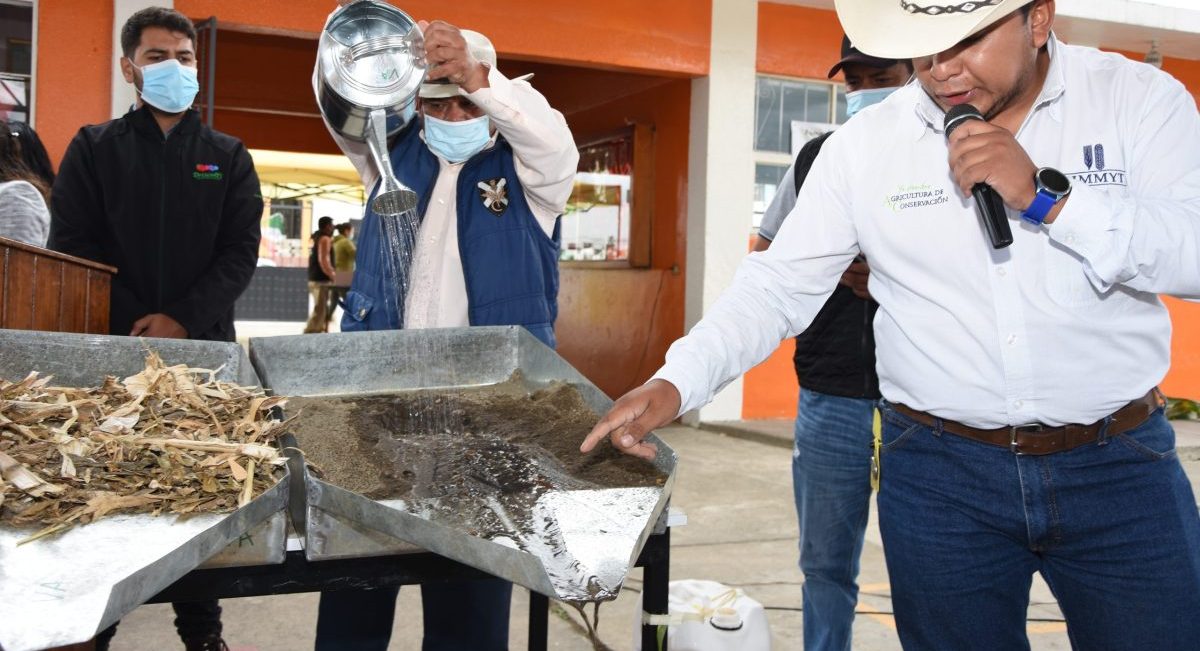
[890,389,1163,456]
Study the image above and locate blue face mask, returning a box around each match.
[845,86,901,118]
[136,59,199,114]
[423,114,492,163]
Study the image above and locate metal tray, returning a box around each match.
[0,330,288,651]
[250,326,676,602]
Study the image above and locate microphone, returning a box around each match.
[944,104,1014,249]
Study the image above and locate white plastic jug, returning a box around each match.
[633,579,771,651]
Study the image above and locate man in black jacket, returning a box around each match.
[50,7,262,345]
[48,7,261,651]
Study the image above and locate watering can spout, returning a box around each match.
[366,109,419,216]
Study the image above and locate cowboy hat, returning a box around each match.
[834,0,1035,60]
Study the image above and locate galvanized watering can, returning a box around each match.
[317,0,426,214]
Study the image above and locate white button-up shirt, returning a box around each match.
[657,38,1200,428]
[317,66,578,329]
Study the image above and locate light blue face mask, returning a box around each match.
[423,114,492,163]
[136,59,199,114]
[845,86,901,118]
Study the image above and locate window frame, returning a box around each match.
[0,0,35,126]
[561,123,654,270]
[752,73,845,229]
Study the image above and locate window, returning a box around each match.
[261,198,306,267]
[564,124,653,267]
[0,0,33,124]
[752,75,846,229]
[565,135,632,262]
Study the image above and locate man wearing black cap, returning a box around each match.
[752,35,910,651]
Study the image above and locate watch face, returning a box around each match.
[1038,167,1071,195]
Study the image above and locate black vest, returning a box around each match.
[791,132,880,399]
[308,232,333,282]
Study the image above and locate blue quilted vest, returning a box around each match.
[340,121,561,348]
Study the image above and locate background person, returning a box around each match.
[0,120,51,246]
[311,11,578,651]
[752,35,912,651]
[304,215,337,333]
[48,9,262,649]
[10,119,55,191]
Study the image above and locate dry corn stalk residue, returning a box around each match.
[0,352,289,544]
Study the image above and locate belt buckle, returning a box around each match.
[1009,423,1044,455]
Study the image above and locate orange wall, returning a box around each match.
[1162,299,1200,401]
[35,0,112,165]
[757,3,843,80]
[743,3,843,418]
[176,0,710,77]
[550,76,692,398]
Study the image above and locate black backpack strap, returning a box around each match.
[793,130,835,197]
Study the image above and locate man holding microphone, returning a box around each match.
[584,1,1200,648]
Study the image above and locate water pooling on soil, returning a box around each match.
[288,376,666,603]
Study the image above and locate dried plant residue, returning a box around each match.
[0,352,289,544]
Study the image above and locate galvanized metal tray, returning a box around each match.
[0,329,288,651]
[250,326,676,602]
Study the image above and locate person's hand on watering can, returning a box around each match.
[418,20,490,93]
[580,379,681,461]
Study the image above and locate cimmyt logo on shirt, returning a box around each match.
[1068,143,1126,187]
[193,163,223,181]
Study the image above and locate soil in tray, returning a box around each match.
[287,378,666,502]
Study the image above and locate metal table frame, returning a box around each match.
[150,529,671,651]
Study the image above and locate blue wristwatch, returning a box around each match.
[1021,167,1072,225]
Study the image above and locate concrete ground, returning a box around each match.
[108,410,1200,651]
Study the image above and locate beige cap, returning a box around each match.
[419,29,484,99]
[419,29,532,98]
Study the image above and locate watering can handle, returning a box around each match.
[345,33,424,63]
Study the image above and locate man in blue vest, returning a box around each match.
[312,17,578,651]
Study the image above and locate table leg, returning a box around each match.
[640,528,670,651]
[528,590,549,651]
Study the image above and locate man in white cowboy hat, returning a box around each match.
[313,7,578,651]
[583,0,1200,648]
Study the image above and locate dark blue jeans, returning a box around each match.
[791,388,875,651]
[314,579,512,651]
[878,404,1200,650]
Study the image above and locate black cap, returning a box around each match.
[827,34,902,79]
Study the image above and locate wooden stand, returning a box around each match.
[0,236,116,334]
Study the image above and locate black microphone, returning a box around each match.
[944,104,1014,249]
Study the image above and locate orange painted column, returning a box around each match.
[1163,298,1200,401]
[35,0,113,165]
[743,3,843,419]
